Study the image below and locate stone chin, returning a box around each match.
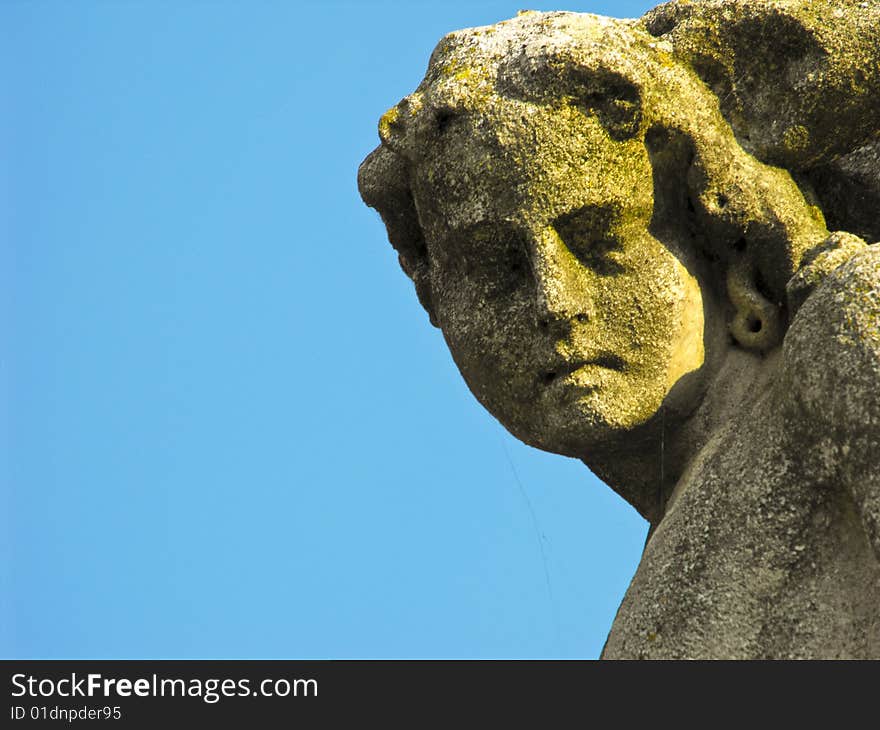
[467,369,673,458]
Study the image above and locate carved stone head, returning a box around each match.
[359,10,827,459]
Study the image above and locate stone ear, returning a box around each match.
[358,146,438,326]
[726,257,781,351]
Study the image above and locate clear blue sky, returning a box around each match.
[3,0,655,659]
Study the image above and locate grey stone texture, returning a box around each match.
[359,1,880,658]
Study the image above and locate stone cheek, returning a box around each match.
[605,249,880,658]
[605,248,880,658]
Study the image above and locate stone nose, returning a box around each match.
[378,93,425,150]
[530,226,594,331]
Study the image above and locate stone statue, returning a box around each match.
[358,0,880,658]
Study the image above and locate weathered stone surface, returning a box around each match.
[359,1,880,658]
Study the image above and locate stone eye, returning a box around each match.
[449,222,531,296]
[553,207,626,276]
[563,68,643,142]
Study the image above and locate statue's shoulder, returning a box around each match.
[780,240,880,445]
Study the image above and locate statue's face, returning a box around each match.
[411,100,708,455]
[365,11,827,462]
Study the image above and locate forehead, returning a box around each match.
[397,13,660,241]
[410,99,654,241]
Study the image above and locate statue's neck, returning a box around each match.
[581,347,780,527]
